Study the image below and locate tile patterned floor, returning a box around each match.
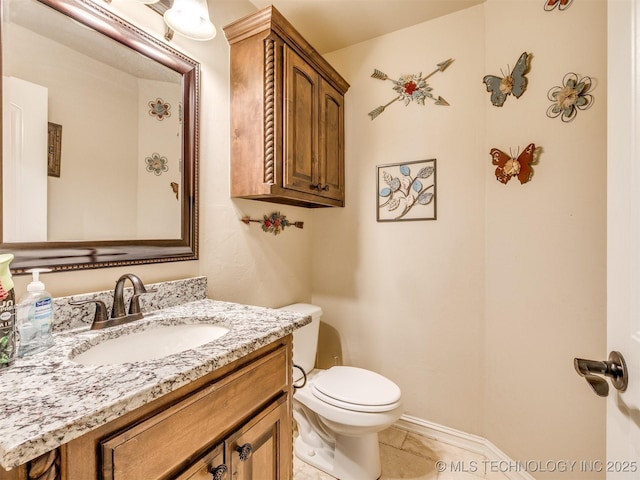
[293,426,511,480]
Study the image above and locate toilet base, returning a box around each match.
[294,428,382,480]
[292,368,402,480]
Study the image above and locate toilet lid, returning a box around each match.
[310,366,401,413]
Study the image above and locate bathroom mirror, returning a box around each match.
[0,0,199,274]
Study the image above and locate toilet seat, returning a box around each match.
[310,366,401,413]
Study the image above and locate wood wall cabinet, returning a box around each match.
[0,337,293,480]
[224,6,350,208]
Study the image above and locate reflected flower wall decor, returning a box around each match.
[145,153,169,176]
[149,98,172,120]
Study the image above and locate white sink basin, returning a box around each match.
[72,323,230,366]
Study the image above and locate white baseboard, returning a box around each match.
[395,415,536,480]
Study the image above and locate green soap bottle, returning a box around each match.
[0,254,16,368]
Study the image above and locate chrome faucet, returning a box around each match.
[70,274,156,330]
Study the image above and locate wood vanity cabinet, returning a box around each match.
[0,337,293,480]
[175,397,289,480]
[223,6,350,208]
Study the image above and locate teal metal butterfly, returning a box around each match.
[483,52,530,107]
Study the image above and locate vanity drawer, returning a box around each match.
[100,345,289,480]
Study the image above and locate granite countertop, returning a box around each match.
[0,299,310,470]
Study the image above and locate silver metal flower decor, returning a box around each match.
[377,159,436,222]
[546,73,594,122]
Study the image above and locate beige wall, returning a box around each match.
[320,0,606,474]
[483,0,606,472]
[317,5,487,435]
[136,79,182,239]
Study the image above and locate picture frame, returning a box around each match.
[47,122,62,177]
[377,158,437,222]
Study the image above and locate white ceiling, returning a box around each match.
[247,0,485,54]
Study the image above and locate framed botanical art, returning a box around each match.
[377,159,436,222]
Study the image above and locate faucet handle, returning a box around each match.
[69,299,109,328]
[128,288,157,315]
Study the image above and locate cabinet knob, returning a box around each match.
[209,464,228,480]
[310,183,330,192]
[236,443,253,462]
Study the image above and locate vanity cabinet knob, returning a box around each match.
[208,464,228,480]
[236,443,253,462]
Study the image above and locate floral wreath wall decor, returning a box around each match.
[377,159,436,222]
[544,0,573,11]
[490,143,540,185]
[546,73,594,122]
[483,52,530,107]
[368,59,453,120]
[149,98,171,120]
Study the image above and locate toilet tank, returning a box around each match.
[278,303,322,379]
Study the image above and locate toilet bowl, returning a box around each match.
[280,304,403,480]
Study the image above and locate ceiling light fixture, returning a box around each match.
[163,0,216,41]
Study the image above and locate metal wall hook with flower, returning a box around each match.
[241,212,304,235]
[547,73,594,122]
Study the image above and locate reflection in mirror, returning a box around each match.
[0,0,200,274]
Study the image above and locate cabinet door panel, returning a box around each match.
[100,346,288,480]
[284,46,318,195]
[227,396,291,480]
[318,79,345,201]
[175,443,226,480]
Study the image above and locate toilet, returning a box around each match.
[280,303,403,480]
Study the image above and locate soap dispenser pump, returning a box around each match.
[17,268,54,357]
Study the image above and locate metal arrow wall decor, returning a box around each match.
[368,58,454,120]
